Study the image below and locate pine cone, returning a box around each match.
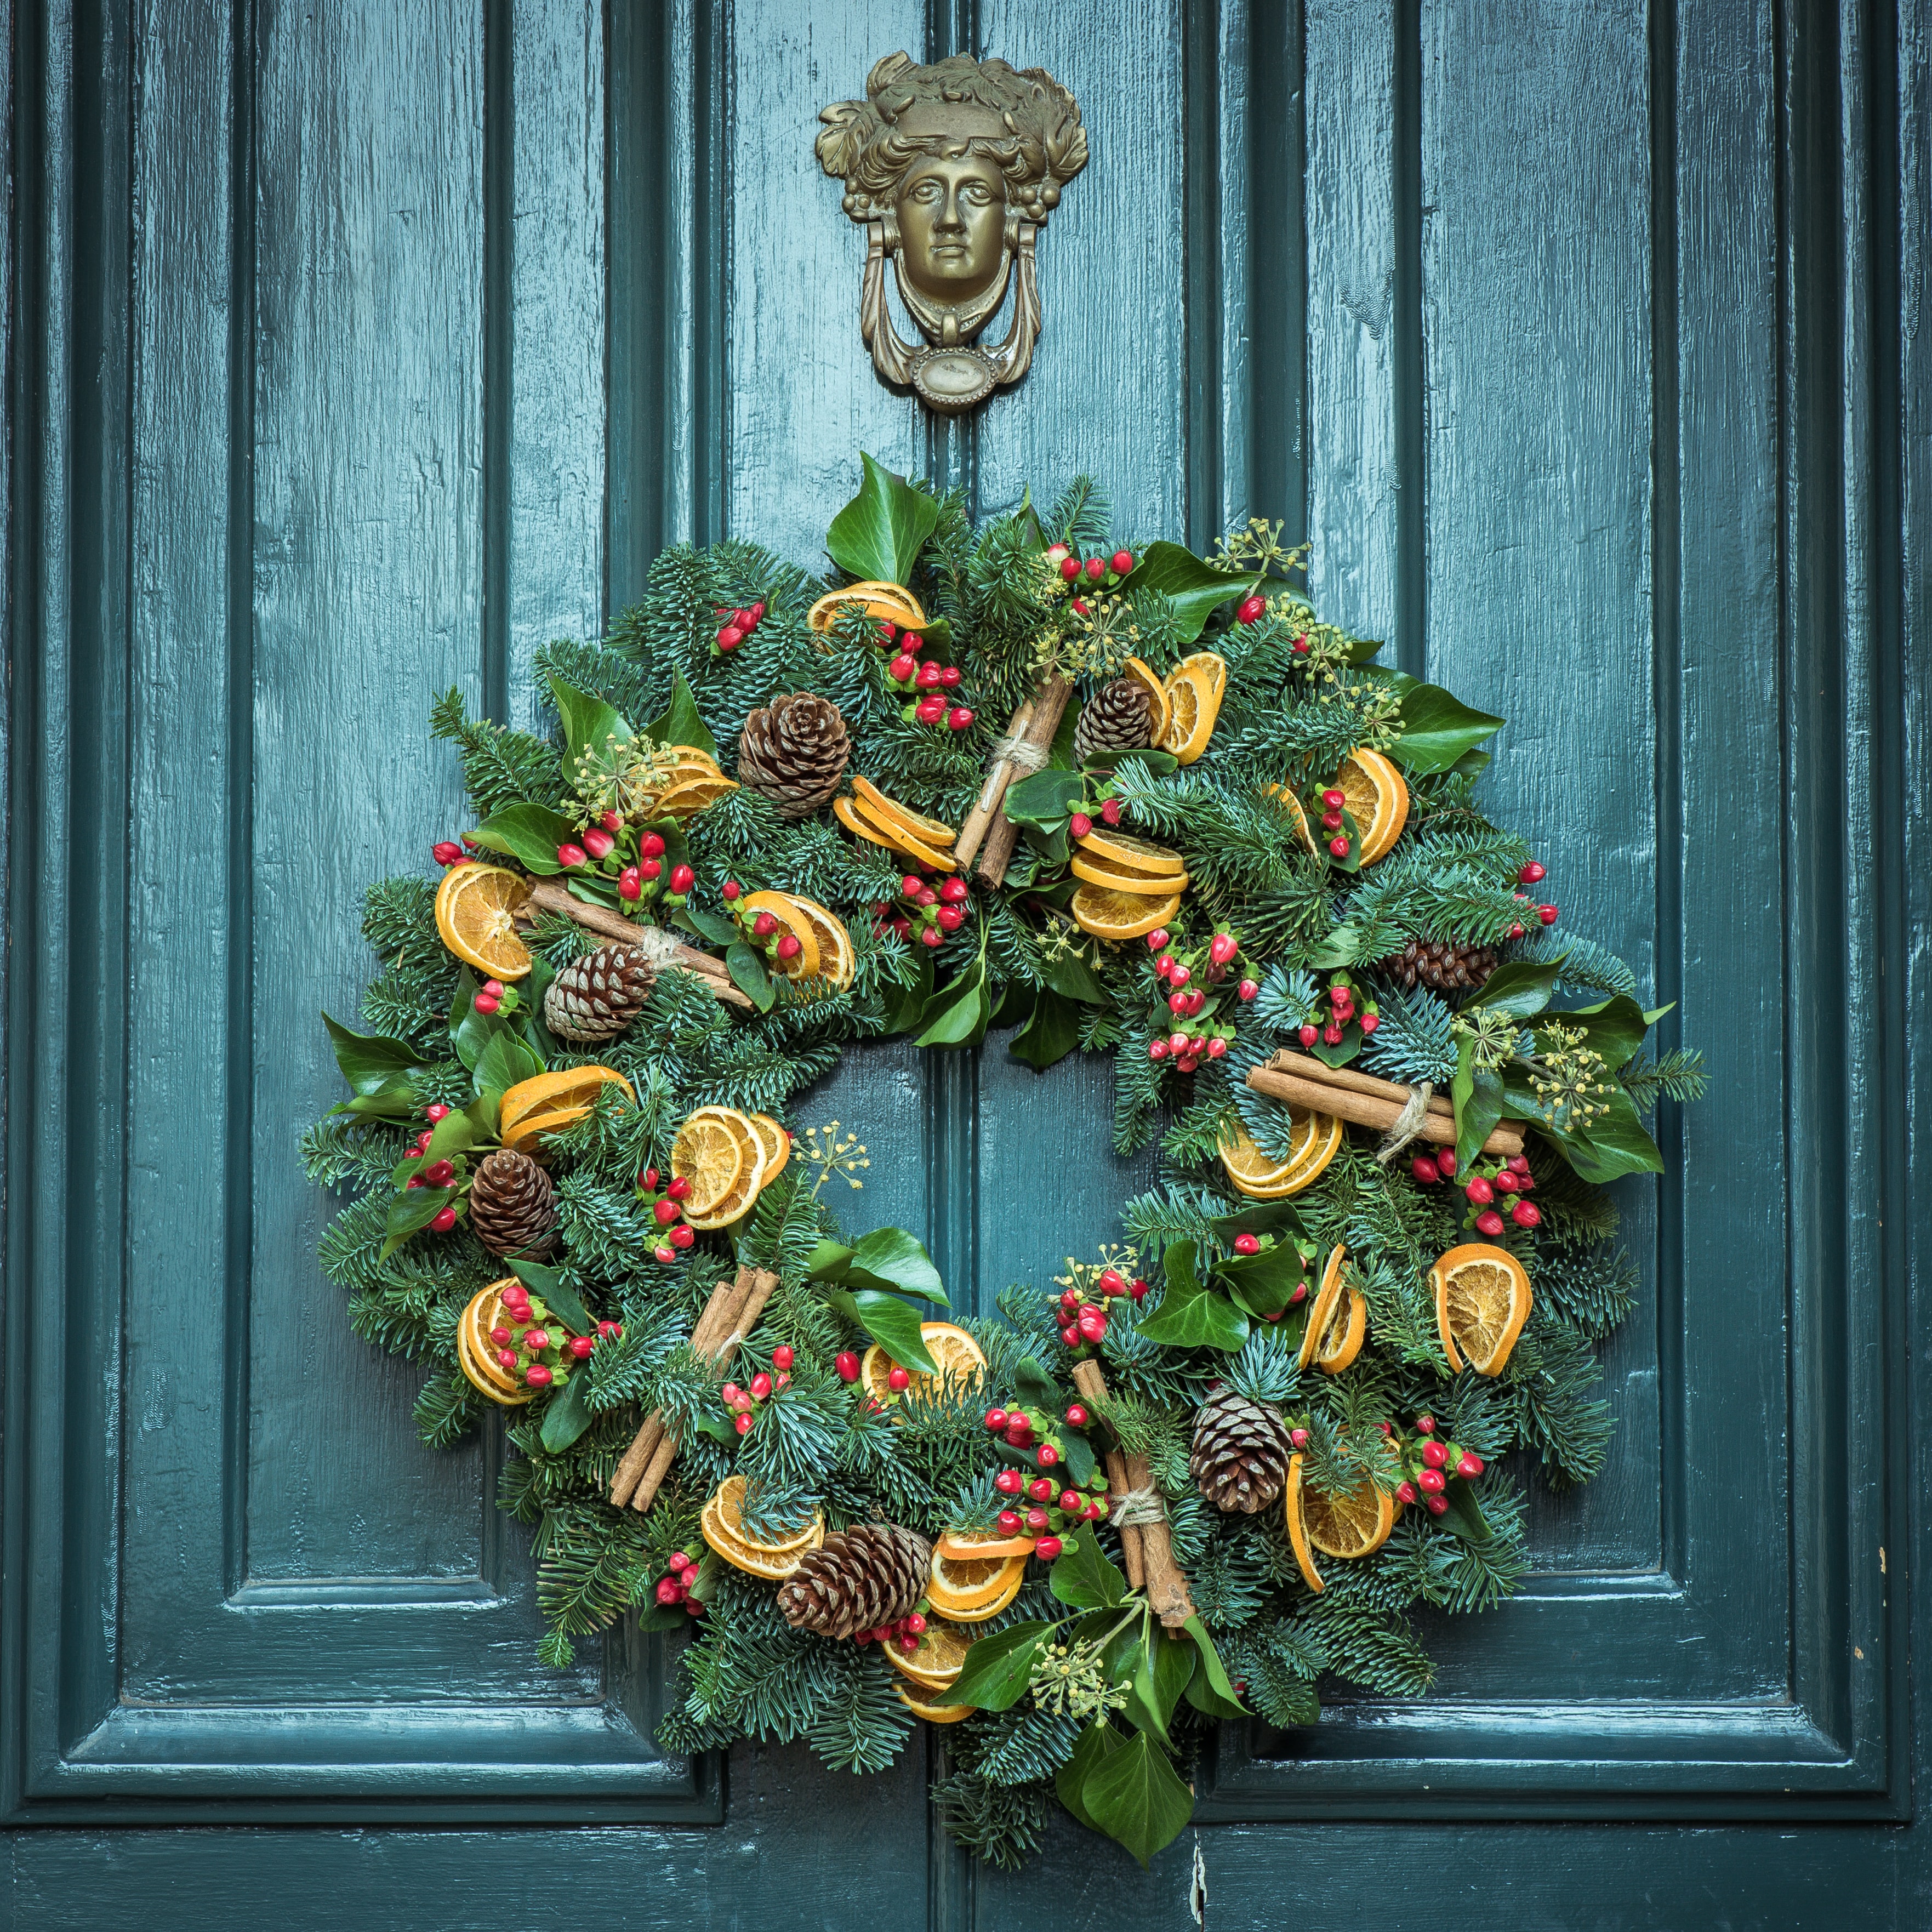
[1379,938,1498,994]
[776,1523,932,1638]
[467,1148,560,1261]
[1072,676,1153,763]
[737,692,851,819]
[544,941,656,1043]
[1190,1384,1292,1513]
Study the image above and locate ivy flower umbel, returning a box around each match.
[1044,590,1142,683]
[1212,516,1309,579]
[1453,1005,1526,1075]
[571,731,684,824]
[1029,1640,1131,1722]
[800,1120,870,1197]
[1524,1023,1615,1131]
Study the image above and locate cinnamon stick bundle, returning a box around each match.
[1070,1358,1195,1628]
[975,674,1073,887]
[517,880,753,1008]
[1246,1053,1524,1159]
[1071,1359,1143,1586]
[953,694,1036,868]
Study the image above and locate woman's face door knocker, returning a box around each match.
[817,52,1087,414]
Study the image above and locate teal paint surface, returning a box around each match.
[5,0,1929,1925]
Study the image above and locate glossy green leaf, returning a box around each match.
[1387,675,1507,775]
[1119,540,1259,643]
[915,965,989,1048]
[844,1227,948,1307]
[473,1028,544,1104]
[645,671,717,759]
[803,1238,855,1281]
[821,1286,941,1376]
[1123,1630,1194,1745]
[468,800,578,875]
[1213,1241,1300,1317]
[322,1013,426,1097]
[1011,1357,1061,1416]
[1056,1722,1125,1833]
[548,673,631,765]
[1002,767,1087,831]
[1078,1728,1195,1869]
[1041,948,1108,1007]
[1559,1086,1666,1182]
[1181,1615,1248,1718]
[823,451,940,585]
[1050,1522,1128,1610]
[1138,1243,1250,1350]
[1010,987,1082,1070]
[1551,993,1659,1070]
[726,941,776,1013]
[676,904,740,947]
[1437,1474,1492,1543]
[538,1369,594,1452]
[381,1183,457,1258]
[1474,958,1564,1019]
[950,1620,1059,1711]
[505,1260,594,1338]
[1207,1196,1307,1242]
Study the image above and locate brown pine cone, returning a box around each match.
[737,692,851,819]
[1072,676,1153,763]
[467,1148,559,1261]
[776,1523,932,1639]
[544,941,656,1042]
[1190,1384,1292,1513]
[1379,938,1498,994]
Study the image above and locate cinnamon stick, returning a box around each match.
[975,674,1073,887]
[1245,1064,1524,1158]
[1072,1359,1143,1586]
[954,695,1036,868]
[608,1271,750,1508]
[1266,1049,1457,1119]
[1070,1358,1194,1622]
[518,880,753,1007]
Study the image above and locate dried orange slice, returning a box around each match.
[927,1554,1027,1624]
[435,863,533,979]
[739,892,822,982]
[1336,748,1409,864]
[671,1105,767,1228]
[455,1282,535,1405]
[1069,854,1190,896]
[702,1475,825,1578]
[1070,884,1183,942]
[1297,1244,1352,1370]
[833,794,958,873]
[745,1113,791,1182]
[499,1104,592,1153]
[1267,784,1320,854]
[1218,1114,1342,1199]
[851,775,958,851]
[861,1322,986,1407]
[895,1684,974,1724]
[1074,828,1185,876]
[652,771,739,819]
[784,895,855,989]
[1285,1454,1395,1593]
[1120,655,1172,744]
[882,1618,974,1691]
[1431,1242,1534,1376]
[1310,1272,1366,1374]
[1159,652,1227,765]
[498,1067,633,1144]
[807,580,927,636]
[934,1529,1037,1563]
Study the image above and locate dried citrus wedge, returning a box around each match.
[702,1475,825,1578]
[1286,1452,1396,1579]
[1311,1272,1366,1375]
[456,1283,534,1405]
[894,1684,974,1724]
[1336,747,1409,864]
[1120,655,1172,744]
[1074,828,1185,876]
[1267,784,1320,854]
[1218,1115,1341,1199]
[652,771,739,819]
[500,1104,593,1153]
[934,1529,1038,1564]
[498,1067,633,1144]
[1431,1242,1534,1376]
[745,1113,791,1182]
[851,775,958,850]
[833,794,958,872]
[862,1322,987,1407]
[927,1551,1027,1623]
[807,580,927,636]
[435,863,533,979]
[672,1105,767,1228]
[1297,1245,1352,1370]
[1159,652,1227,764]
[882,1618,974,1691]
[1070,884,1183,942]
[1069,854,1192,896]
[784,894,855,989]
[739,891,822,982]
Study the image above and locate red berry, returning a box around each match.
[920,926,944,949]
[751,911,778,938]
[1421,1439,1449,1469]
[1359,1012,1380,1034]
[1493,1170,1520,1194]
[490,1325,512,1347]
[618,863,642,901]
[1509,922,1526,940]
[749,1371,773,1400]
[1519,860,1546,884]
[639,857,662,881]
[916,662,942,690]
[430,1205,458,1232]
[936,905,965,931]
[425,1103,451,1122]
[1146,928,1171,951]
[1538,903,1559,925]
[940,876,969,905]
[888,653,916,682]
[1321,789,1345,810]
[472,993,500,1015]
[1412,1155,1441,1184]
[1129,1277,1150,1301]
[654,1243,676,1263]
[1416,1414,1435,1434]
[915,697,945,724]
[1209,933,1239,966]
[432,840,463,865]
[669,863,695,894]
[1328,835,1351,858]
[905,1612,927,1636]
[1148,1039,1169,1062]
[887,1365,910,1392]
[1290,1427,1308,1447]
[994,1468,1023,1495]
[1457,1452,1484,1478]
[1234,1233,1261,1256]
[664,1176,692,1202]
[1099,797,1121,826]
[1097,1269,1126,1296]
[721,879,741,901]
[1112,550,1134,576]
[1236,594,1266,624]
[1084,556,1105,582]
[899,873,925,899]
[569,1335,594,1360]
[1436,1150,1457,1178]
[1207,1036,1229,1060]
[1465,1176,1494,1205]
[776,933,802,961]
[600,810,622,833]
[497,1348,517,1370]
[1417,1467,1446,1494]
[1321,810,1344,831]
[1239,978,1259,1001]
[985,1407,1008,1432]
[1028,1475,1055,1502]
[1511,1199,1541,1228]
[1474,1209,1506,1236]
[733,1411,753,1436]
[1070,812,1092,839]
[557,843,586,868]
[653,1198,680,1226]
[835,1352,860,1382]
[1395,1480,1418,1505]
[1322,1022,1343,1045]
[1426,1494,1449,1515]
[997,1509,1022,1534]
[716,625,744,651]
[599,1320,623,1341]
[1064,1404,1088,1427]
[582,827,614,860]
[1508,1155,1530,1175]
[1036,1444,1060,1468]
[657,1577,682,1605]
[525,1363,552,1388]
[934,665,961,690]
[501,1286,529,1311]
[1059,555,1081,580]
[639,833,666,859]
[1034,1535,1063,1561]
[1025,1507,1050,1531]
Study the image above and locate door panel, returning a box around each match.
[6,0,1924,1922]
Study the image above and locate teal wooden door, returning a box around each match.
[6,1,1929,1925]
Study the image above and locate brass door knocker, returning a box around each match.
[817,51,1087,413]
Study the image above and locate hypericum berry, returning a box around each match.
[1239,978,1259,1001]
[887,653,916,682]
[569,1335,594,1360]
[639,857,662,881]
[1236,594,1266,625]
[1415,1414,1436,1434]
[835,1352,860,1382]
[1148,1039,1169,1062]
[635,832,664,860]
[1034,1535,1064,1561]
[939,876,969,905]
[652,1198,680,1227]
[1084,555,1105,582]
[751,911,778,938]
[654,1242,677,1263]
[721,879,741,901]
[1028,1475,1054,1502]
[1538,903,1559,925]
[1509,921,1526,939]
[1112,550,1134,576]
[920,926,944,948]
[1099,797,1121,826]
[557,843,587,868]
[1069,812,1093,839]
[1395,1480,1418,1505]
[776,933,803,961]
[430,1205,458,1232]
[1417,1467,1446,1494]
[1209,933,1239,966]
[886,1365,910,1392]
[1474,1209,1506,1236]
[1206,1036,1228,1060]
[997,1510,1022,1535]
[716,625,744,652]
[1328,835,1350,858]
[1436,1150,1457,1178]
[424,1104,452,1124]
[497,1347,518,1370]
[1289,1426,1308,1447]
[663,1176,692,1204]
[1056,1489,1080,1513]
[490,1325,512,1348]
[1492,1171,1520,1194]
[472,992,500,1014]
[582,827,614,860]
[501,1285,530,1311]
[1097,1269,1126,1296]
[1234,1233,1261,1256]
[1412,1155,1441,1184]
[669,863,695,894]
[1457,1452,1485,1478]
[656,1577,683,1606]
[1421,1439,1449,1469]
[1465,1176,1494,1205]
[1169,1030,1190,1054]
[1129,1276,1150,1301]
[1321,810,1344,831]
[1167,962,1191,989]
[938,665,962,689]
[1059,554,1082,580]
[1146,928,1171,951]
[915,662,942,690]
[1359,1011,1380,1034]
[1519,860,1546,884]
[617,867,642,902]
[1025,1507,1050,1532]
[1321,789,1345,810]
[1426,1494,1450,1516]
[914,696,945,725]
[749,1371,773,1400]
[1323,1022,1344,1045]
[1065,1403,1088,1428]
[936,905,965,932]
[733,1411,754,1436]
[994,1468,1023,1495]
[947,706,974,731]
[432,840,463,865]
[525,1363,553,1388]
[1511,1199,1541,1228]
[1036,1443,1060,1467]
[984,1407,1008,1433]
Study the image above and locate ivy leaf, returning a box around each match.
[1012,1358,1061,1416]
[474,1028,544,1106]
[645,671,717,759]
[1547,994,1657,1070]
[539,1369,594,1452]
[1386,675,1506,776]
[1040,948,1108,1007]
[726,941,776,1013]
[676,904,740,947]
[1050,1523,1127,1610]
[803,1238,855,1280]
[1554,1087,1665,1182]
[1124,1630,1195,1745]
[1084,746,1178,778]
[1010,987,1082,1070]
[880,950,933,1035]
[950,1620,1059,1711]
[1002,768,1087,833]
[1056,1722,1125,1833]
[505,1259,594,1338]
[468,800,578,875]
[549,673,631,766]
[322,1013,426,1097]
[1119,540,1259,643]
[820,1286,941,1376]
[1207,1197,1307,1242]
[843,1227,948,1307]
[1212,1241,1300,1318]
[1451,1036,1506,1175]
[1078,1728,1195,1870]
[1473,959,1563,1020]
[915,964,989,1048]
[1181,1615,1248,1719]
[1058,1426,1097,1489]
[1137,1243,1250,1351]
[1303,924,1365,970]
[824,451,940,586]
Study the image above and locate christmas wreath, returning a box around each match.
[306,455,1703,1869]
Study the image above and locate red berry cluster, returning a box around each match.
[714,599,767,656]
[1047,543,1136,614]
[720,1344,795,1438]
[874,871,970,951]
[1504,858,1558,939]
[1387,1412,1485,1517]
[1068,796,1125,838]
[558,817,694,909]
[487,1276,618,1393]
[1052,1268,1144,1353]
[1413,1149,1540,1234]
[653,1547,708,1616]
[637,1165,699,1263]
[403,1102,472,1233]
[987,1403,1111,1561]
[718,881,805,967]
[1295,969,1380,1053]
[1144,925,1258,1072]
[855,1608,930,1652]
[431,836,476,868]
[880,623,974,733]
